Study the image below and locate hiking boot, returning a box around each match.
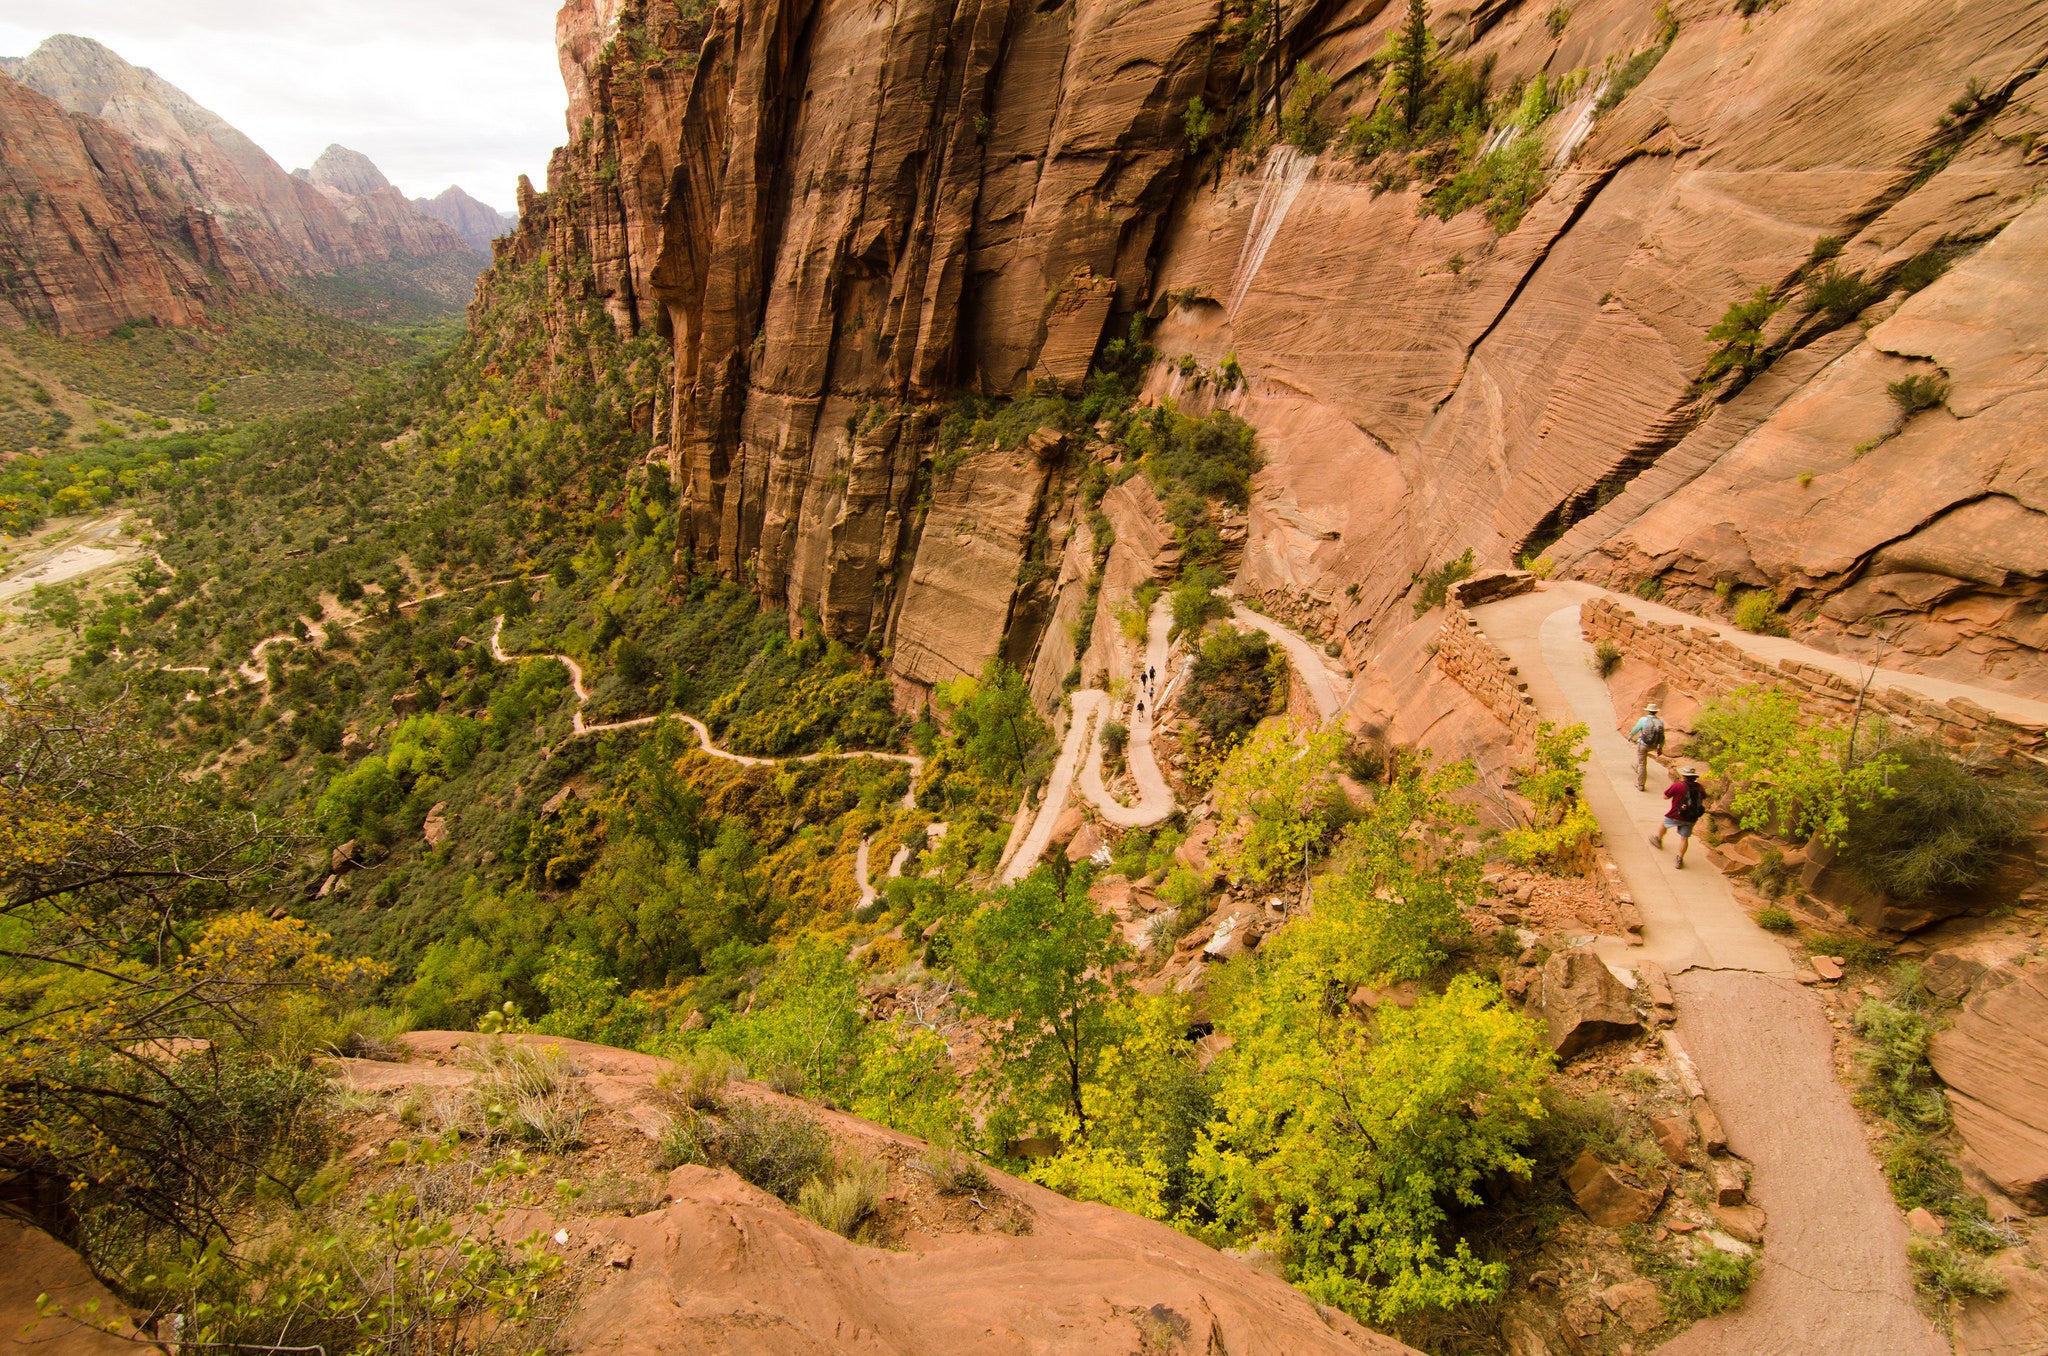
[1675,855,1686,869]
[1648,833,1662,849]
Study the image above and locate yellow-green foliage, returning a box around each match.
[1195,973,1553,1321]
[1689,686,1897,846]
[1210,723,1347,885]
[1503,721,1597,868]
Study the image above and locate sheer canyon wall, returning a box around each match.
[492,0,2048,706]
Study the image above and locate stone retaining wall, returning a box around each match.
[1581,596,2048,764]
[1434,571,1542,755]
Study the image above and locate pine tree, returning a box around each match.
[1396,0,1432,130]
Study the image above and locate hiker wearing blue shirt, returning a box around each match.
[1628,702,1666,792]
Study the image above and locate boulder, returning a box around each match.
[423,801,450,846]
[1650,1115,1694,1165]
[1810,955,1845,982]
[1692,1097,1730,1156]
[1712,1203,1768,1245]
[1922,951,1988,1003]
[1048,805,1085,848]
[1928,965,2048,1212]
[1564,1151,1664,1228]
[331,839,361,873]
[1533,948,1643,1059]
[1710,1157,1751,1206]
[1907,1206,1945,1238]
[1599,1278,1664,1335]
[1066,823,1106,863]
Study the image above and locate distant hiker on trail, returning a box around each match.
[1628,702,1666,792]
[1651,766,1707,868]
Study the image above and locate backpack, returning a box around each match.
[1638,716,1665,750]
[1677,781,1706,821]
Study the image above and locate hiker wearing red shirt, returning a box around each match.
[1650,766,1707,869]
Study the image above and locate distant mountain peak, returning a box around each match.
[309,144,391,197]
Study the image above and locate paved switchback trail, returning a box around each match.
[1466,583,1944,1356]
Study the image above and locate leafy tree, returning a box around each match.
[532,944,653,1046]
[1189,626,1282,747]
[852,1019,969,1146]
[1502,721,1598,868]
[1689,686,1897,846]
[1211,723,1347,885]
[1299,752,1478,986]
[702,934,864,1101]
[956,867,1129,1135]
[936,659,1052,795]
[1027,992,1213,1219]
[1194,973,1552,1321]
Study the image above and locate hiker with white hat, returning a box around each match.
[1651,766,1707,869]
[1627,702,1666,792]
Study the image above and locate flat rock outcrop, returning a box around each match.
[338,1032,1418,1356]
[1928,962,2048,1212]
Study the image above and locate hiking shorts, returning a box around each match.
[1662,816,1694,838]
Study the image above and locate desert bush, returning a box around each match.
[1660,1248,1755,1319]
[704,1097,834,1200]
[659,1047,743,1111]
[1842,740,2036,900]
[1852,999,1948,1132]
[1755,906,1795,932]
[461,1040,587,1153]
[920,1142,993,1196]
[1888,373,1950,415]
[1909,1236,2006,1302]
[1748,847,1797,898]
[1410,549,1475,617]
[796,1153,888,1237]
[1592,638,1623,677]
[657,1112,708,1168]
[1732,588,1789,636]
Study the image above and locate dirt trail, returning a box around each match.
[1466,583,1944,1355]
[488,616,921,810]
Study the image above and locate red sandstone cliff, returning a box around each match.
[3,34,487,335]
[491,0,2048,702]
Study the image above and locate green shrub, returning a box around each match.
[1843,741,2036,899]
[796,1153,888,1237]
[1702,287,1781,382]
[1732,588,1789,636]
[1688,686,1897,846]
[1749,847,1797,898]
[1592,638,1623,678]
[1805,266,1877,322]
[703,1098,834,1200]
[1888,373,1950,415]
[659,1047,742,1111]
[1660,1247,1755,1319]
[658,1113,709,1168]
[1852,999,1948,1132]
[1187,625,1280,747]
[1909,1236,2006,1302]
[920,1142,993,1196]
[1410,548,1476,616]
[1756,906,1794,932]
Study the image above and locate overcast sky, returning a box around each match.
[0,0,566,211]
